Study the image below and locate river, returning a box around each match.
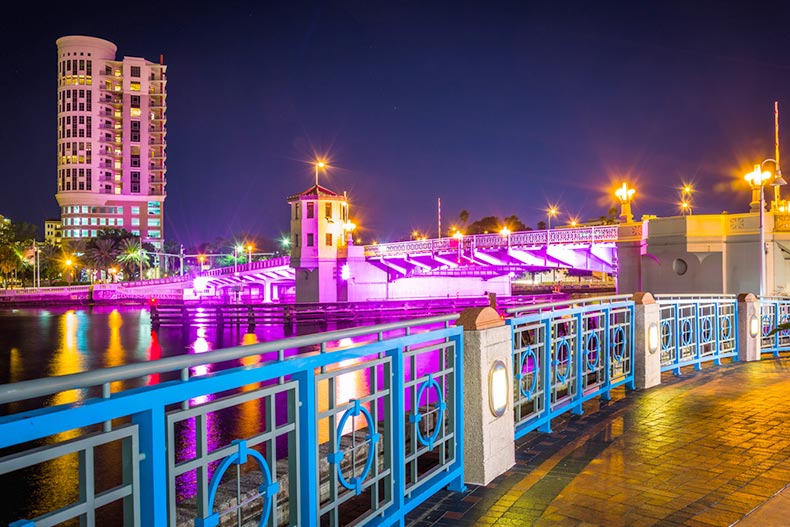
[0,305,448,525]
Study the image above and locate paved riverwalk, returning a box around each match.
[407,357,790,526]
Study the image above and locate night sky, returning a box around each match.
[2,1,790,247]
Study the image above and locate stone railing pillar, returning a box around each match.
[632,292,661,389]
[457,306,515,486]
[737,293,761,362]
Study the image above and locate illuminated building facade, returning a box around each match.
[44,219,62,245]
[55,36,167,249]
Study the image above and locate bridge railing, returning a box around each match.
[504,296,635,439]
[758,296,790,356]
[364,225,620,258]
[654,294,738,373]
[0,315,463,527]
[198,257,291,278]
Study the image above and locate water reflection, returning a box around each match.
[0,307,449,525]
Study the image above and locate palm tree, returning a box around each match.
[85,239,119,282]
[38,243,62,285]
[0,245,20,289]
[459,209,470,230]
[116,238,149,280]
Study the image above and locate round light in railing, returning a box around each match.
[749,314,760,338]
[648,321,659,354]
[488,360,508,418]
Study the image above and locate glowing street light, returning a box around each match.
[745,162,786,296]
[452,230,463,262]
[547,206,558,230]
[680,183,693,215]
[500,226,511,250]
[64,258,73,285]
[315,160,326,186]
[344,221,356,245]
[246,244,253,265]
[615,182,636,223]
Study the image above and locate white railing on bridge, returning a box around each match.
[199,256,291,277]
[365,225,619,257]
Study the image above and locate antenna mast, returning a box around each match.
[437,197,442,238]
[775,101,783,207]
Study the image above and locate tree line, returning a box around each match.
[0,219,154,288]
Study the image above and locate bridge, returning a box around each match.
[90,225,617,303]
[1,292,788,525]
[364,225,618,277]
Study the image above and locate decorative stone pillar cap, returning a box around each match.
[737,293,758,303]
[457,306,505,330]
[632,292,655,305]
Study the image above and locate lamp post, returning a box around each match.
[246,244,253,265]
[615,182,636,223]
[745,162,787,296]
[138,248,144,281]
[679,184,693,216]
[233,246,241,275]
[344,221,356,245]
[453,230,463,263]
[315,160,326,186]
[64,258,73,285]
[500,226,511,251]
[547,206,558,231]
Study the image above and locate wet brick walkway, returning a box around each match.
[405,357,790,526]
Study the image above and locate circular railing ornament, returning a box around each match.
[660,319,672,352]
[700,317,713,344]
[585,332,600,370]
[554,339,571,383]
[516,346,539,399]
[409,374,446,451]
[196,439,279,527]
[680,319,693,347]
[328,399,380,496]
[611,326,626,362]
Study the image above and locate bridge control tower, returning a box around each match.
[287,184,352,302]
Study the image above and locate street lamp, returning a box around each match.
[500,226,511,251]
[315,160,326,186]
[138,248,145,281]
[745,162,787,296]
[64,258,73,285]
[681,184,693,215]
[615,182,636,223]
[547,206,558,230]
[246,244,253,265]
[344,221,356,245]
[453,230,463,262]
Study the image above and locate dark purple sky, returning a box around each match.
[2,1,790,247]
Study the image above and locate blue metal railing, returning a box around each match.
[505,295,635,439]
[759,297,790,356]
[0,315,465,527]
[655,295,738,373]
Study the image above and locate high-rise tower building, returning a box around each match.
[55,35,167,250]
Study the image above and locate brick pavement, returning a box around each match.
[405,357,790,527]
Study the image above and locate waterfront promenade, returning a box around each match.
[407,357,790,527]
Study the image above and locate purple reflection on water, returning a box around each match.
[0,307,454,518]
